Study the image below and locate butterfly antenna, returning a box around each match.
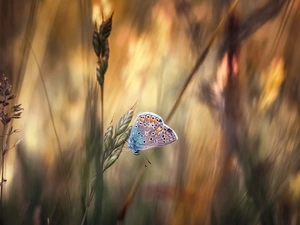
[140,152,151,166]
[140,155,148,168]
[130,100,139,110]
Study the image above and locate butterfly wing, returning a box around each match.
[128,112,178,152]
[142,124,178,150]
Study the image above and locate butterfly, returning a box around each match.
[128,112,178,155]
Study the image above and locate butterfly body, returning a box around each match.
[128,112,178,155]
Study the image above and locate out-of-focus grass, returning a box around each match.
[1,0,300,225]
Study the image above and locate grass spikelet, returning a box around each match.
[94,13,113,87]
[0,74,23,208]
[93,27,101,57]
[114,127,132,149]
[81,108,134,225]
[103,109,134,172]
[103,126,132,173]
[81,13,138,224]
[103,147,122,173]
[104,123,114,157]
[99,13,113,41]
[115,110,134,136]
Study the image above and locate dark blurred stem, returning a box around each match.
[93,82,104,224]
[0,123,8,208]
[81,82,104,225]
[166,0,238,123]
[101,84,104,167]
[80,173,103,225]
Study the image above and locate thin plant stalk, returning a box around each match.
[0,124,8,207]
[81,12,117,224]
[26,38,72,203]
[80,169,104,225]
[99,79,104,222]
[92,81,104,224]
[80,105,133,225]
[82,71,105,225]
[166,0,239,123]
[0,75,24,213]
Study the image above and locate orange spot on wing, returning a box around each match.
[138,117,143,121]
[154,119,158,124]
[145,117,149,122]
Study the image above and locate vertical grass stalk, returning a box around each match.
[0,124,8,207]
[0,75,24,211]
[81,11,135,225]
[81,13,112,225]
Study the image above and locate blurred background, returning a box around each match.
[0,0,300,224]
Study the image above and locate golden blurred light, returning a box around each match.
[92,0,112,24]
[92,2,101,25]
[259,58,285,112]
